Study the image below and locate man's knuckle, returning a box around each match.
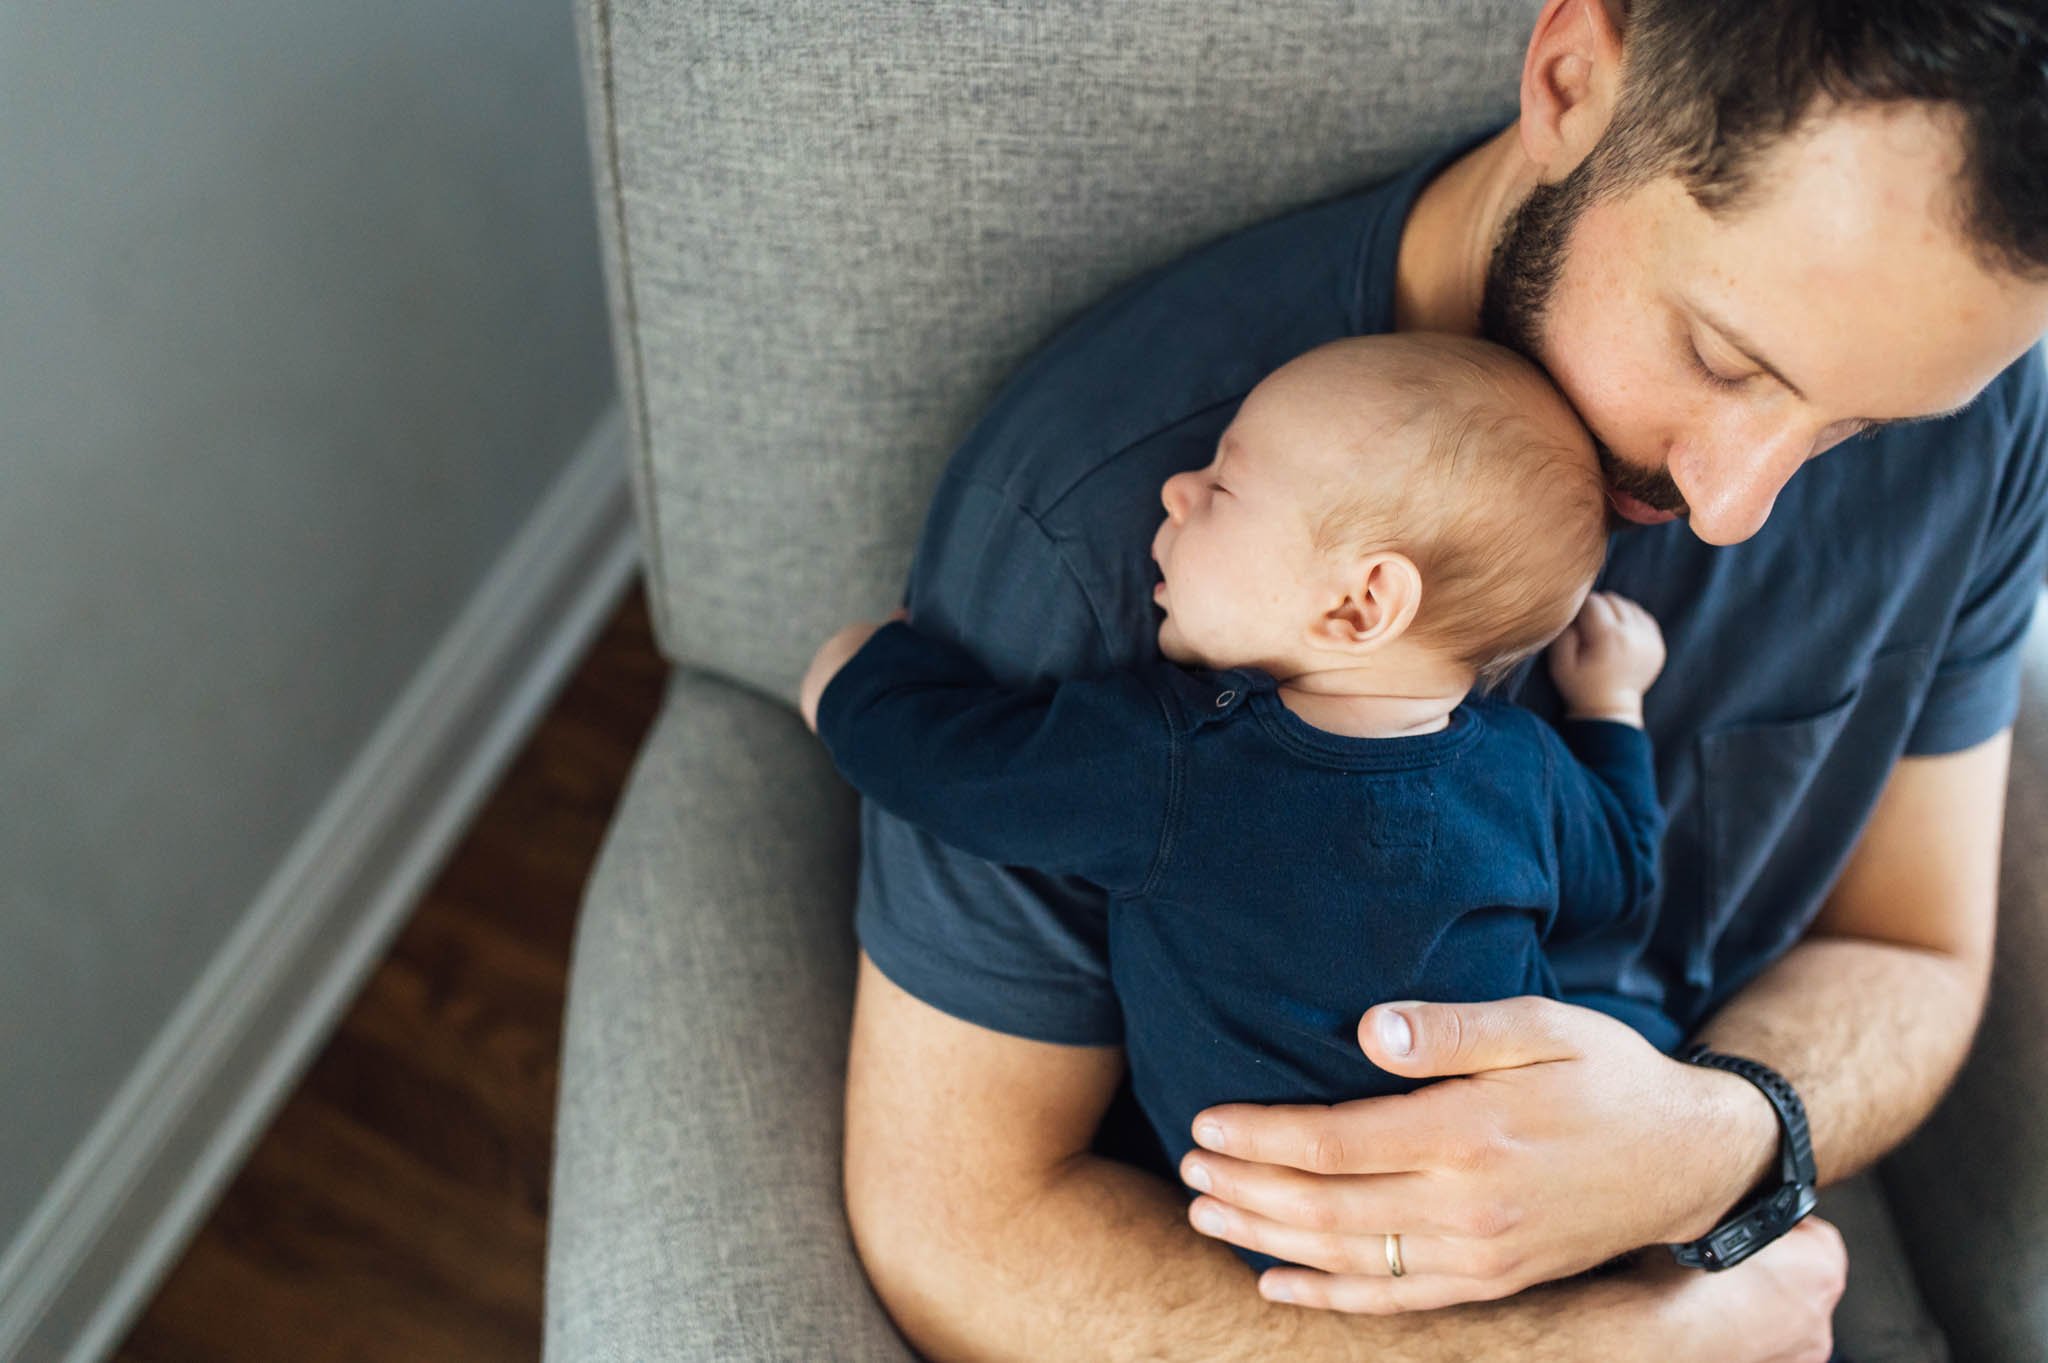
[1488,1275,1529,1303]
[1453,1127,1510,1175]
[1437,1008,1470,1064]
[1303,1129,1348,1174]
[1307,1230,1351,1271]
[1441,1134,1485,1173]
[1289,1192,1337,1233]
[1468,1243,1519,1279]
[1461,1199,1520,1239]
[1460,1276,1520,1306]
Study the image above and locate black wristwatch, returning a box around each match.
[1665,1045,1819,1271]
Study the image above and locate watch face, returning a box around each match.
[1683,1182,1818,1271]
[1706,1222,1760,1265]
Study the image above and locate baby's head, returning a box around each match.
[1148,334,1607,693]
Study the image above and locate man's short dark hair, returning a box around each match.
[1597,0,2048,278]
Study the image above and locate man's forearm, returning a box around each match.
[871,1149,1665,1363]
[1690,931,1989,1190]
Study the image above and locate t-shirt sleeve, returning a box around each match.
[854,474,1129,1046]
[1908,348,2048,756]
[1544,717,1666,944]
[819,622,1172,893]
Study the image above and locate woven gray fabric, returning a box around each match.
[1881,604,2048,1363]
[543,671,914,1363]
[1824,1174,1953,1363]
[577,0,1540,698]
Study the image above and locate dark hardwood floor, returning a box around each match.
[113,583,669,1363]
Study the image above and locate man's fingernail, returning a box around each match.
[1194,1206,1226,1236]
[1376,1008,1414,1057]
[1262,1278,1292,1302]
[1183,1161,1212,1193]
[1195,1120,1225,1149]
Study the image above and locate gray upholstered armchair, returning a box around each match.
[544,4,2048,1359]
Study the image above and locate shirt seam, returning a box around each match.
[860,928,1122,1047]
[1345,182,1384,330]
[859,904,1112,993]
[1540,718,1563,939]
[1932,354,2047,669]
[1136,680,1187,897]
[932,475,1124,671]
[1245,693,1486,770]
[1033,391,1256,521]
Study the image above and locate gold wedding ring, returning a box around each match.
[1385,1232,1406,1278]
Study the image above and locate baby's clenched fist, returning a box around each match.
[1546,591,1666,726]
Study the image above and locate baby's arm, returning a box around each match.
[1543,592,1668,941]
[800,618,1172,892]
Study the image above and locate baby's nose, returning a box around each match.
[1160,471,1191,520]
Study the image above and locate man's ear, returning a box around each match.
[1310,553,1423,654]
[1518,0,1626,183]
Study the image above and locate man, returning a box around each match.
[844,2,2048,1358]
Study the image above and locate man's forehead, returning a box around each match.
[1645,103,2048,419]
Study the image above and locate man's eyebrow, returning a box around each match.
[1693,299,1986,430]
[1691,302,1807,401]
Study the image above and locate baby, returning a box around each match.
[800,333,1670,1273]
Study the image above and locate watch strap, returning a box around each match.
[1682,1045,1817,1186]
[1666,1046,1818,1271]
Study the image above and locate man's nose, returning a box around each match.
[1672,422,1814,546]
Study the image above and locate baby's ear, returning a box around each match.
[1314,553,1423,652]
[1311,596,1376,651]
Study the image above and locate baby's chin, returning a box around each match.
[1154,615,1180,658]
[1154,620,1212,669]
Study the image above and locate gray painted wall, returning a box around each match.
[0,1,613,1247]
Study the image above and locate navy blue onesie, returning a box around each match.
[819,621,1671,1270]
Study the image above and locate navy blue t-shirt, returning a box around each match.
[854,136,2048,1141]
[824,621,1669,1268]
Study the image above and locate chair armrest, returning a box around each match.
[545,669,917,1362]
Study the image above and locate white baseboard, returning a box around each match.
[0,404,641,1363]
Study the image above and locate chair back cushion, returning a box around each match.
[575,0,1540,696]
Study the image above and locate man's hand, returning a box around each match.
[1549,590,1666,725]
[851,954,1845,1363]
[1176,995,1780,1313]
[1636,1216,1849,1363]
[798,610,906,732]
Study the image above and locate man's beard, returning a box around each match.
[1479,165,1691,521]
